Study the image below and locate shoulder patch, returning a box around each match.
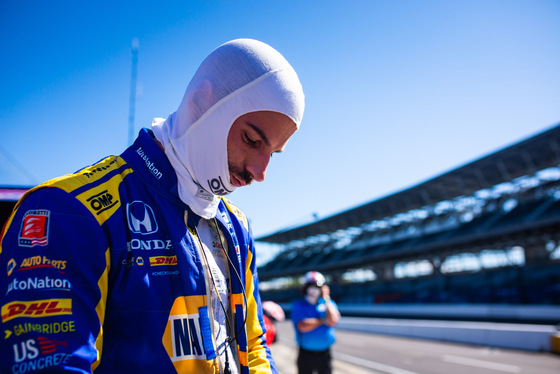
[28,156,132,226]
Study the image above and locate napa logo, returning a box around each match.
[162,297,213,372]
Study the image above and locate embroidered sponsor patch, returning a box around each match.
[7,259,16,276]
[127,201,158,235]
[37,336,69,354]
[149,256,178,266]
[11,337,72,371]
[19,210,50,247]
[162,296,213,372]
[2,299,72,322]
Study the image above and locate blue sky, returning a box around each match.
[1,1,559,246]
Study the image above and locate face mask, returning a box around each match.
[305,286,321,304]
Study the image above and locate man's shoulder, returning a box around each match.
[56,156,130,191]
[220,198,249,232]
[19,156,131,225]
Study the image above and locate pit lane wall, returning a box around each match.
[283,304,560,353]
[337,304,560,324]
[336,304,560,353]
[337,316,558,353]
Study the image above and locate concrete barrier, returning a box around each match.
[336,303,560,324]
[337,316,559,352]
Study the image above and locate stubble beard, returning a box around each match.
[229,163,253,186]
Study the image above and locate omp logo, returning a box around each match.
[127,201,158,235]
[2,299,72,322]
[19,210,50,247]
[207,176,232,196]
[87,190,117,215]
[150,256,178,266]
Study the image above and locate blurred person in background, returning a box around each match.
[262,300,286,345]
[0,38,304,373]
[291,271,341,374]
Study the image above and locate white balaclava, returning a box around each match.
[152,39,305,219]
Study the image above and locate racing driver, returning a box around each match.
[0,38,304,373]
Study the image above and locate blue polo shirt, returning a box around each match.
[291,297,337,351]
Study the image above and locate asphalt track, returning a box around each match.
[269,320,560,374]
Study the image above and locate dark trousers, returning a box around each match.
[297,347,332,374]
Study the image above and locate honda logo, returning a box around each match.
[127,201,158,235]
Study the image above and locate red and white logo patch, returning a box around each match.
[19,210,50,247]
[37,336,69,354]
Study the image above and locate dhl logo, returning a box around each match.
[1,299,72,322]
[149,256,178,266]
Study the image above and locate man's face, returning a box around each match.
[227,111,297,187]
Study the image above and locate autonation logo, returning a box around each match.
[137,147,163,180]
[6,277,71,294]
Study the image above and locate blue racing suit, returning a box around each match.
[0,129,276,373]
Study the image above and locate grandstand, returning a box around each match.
[256,123,560,323]
[0,187,28,227]
[2,125,559,325]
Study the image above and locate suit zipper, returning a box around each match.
[187,213,223,374]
